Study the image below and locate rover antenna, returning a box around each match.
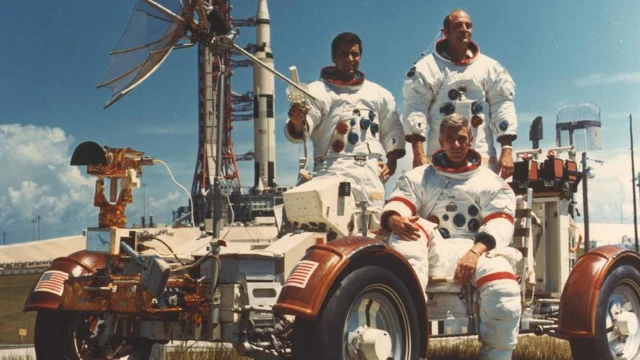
[98,0,313,109]
[556,102,602,254]
[97,0,198,109]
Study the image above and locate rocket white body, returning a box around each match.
[253,0,276,189]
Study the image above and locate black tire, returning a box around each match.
[569,264,640,360]
[34,310,158,360]
[291,265,420,360]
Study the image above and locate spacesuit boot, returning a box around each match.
[474,249,522,360]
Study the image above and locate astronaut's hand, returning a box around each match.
[388,215,421,241]
[287,103,310,130]
[378,162,391,184]
[413,154,429,169]
[497,148,514,179]
[409,139,429,168]
[454,251,479,285]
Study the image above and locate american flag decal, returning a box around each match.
[283,260,318,288]
[34,270,68,296]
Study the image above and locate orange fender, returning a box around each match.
[23,250,106,312]
[273,236,428,356]
[557,245,640,338]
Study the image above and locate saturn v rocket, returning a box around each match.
[253,0,276,190]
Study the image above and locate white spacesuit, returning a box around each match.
[403,40,517,169]
[383,148,521,360]
[285,67,406,213]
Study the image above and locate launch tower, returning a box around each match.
[189,0,280,229]
[190,0,235,228]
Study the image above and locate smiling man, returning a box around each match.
[285,32,405,230]
[381,113,521,360]
[403,9,518,180]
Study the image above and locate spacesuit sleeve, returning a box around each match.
[382,168,425,218]
[476,175,516,249]
[284,83,325,143]
[401,63,435,141]
[486,65,517,141]
[378,89,406,156]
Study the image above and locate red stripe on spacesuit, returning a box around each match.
[431,149,482,173]
[320,66,365,86]
[434,39,480,66]
[476,272,517,289]
[483,212,514,225]
[387,197,417,216]
[416,223,431,245]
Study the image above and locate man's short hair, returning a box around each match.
[442,9,466,30]
[439,113,472,138]
[331,32,362,56]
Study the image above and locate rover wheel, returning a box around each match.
[569,264,640,360]
[35,310,159,359]
[292,265,420,360]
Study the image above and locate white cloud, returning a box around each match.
[0,124,96,243]
[571,148,640,224]
[142,191,183,225]
[575,72,640,87]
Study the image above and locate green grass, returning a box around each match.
[0,274,39,345]
[429,336,572,360]
[166,345,250,360]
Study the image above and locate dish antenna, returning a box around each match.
[97,0,314,109]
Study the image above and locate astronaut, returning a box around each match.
[403,9,517,179]
[381,113,521,360]
[285,32,405,227]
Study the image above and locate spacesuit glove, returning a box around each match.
[287,103,309,133]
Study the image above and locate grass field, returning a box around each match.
[166,339,572,360]
[0,274,38,345]
[429,336,572,360]
[0,338,574,360]
[0,274,574,359]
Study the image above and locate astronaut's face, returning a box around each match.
[332,43,361,80]
[439,126,473,167]
[443,11,473,47]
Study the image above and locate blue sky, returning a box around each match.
[1,0,639,244]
